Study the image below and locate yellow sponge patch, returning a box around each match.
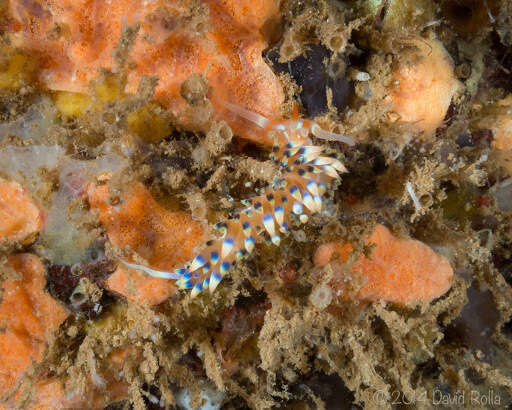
[54,91,92,117]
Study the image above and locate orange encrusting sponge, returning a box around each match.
[7,0,284,145]
[0,254,69,408]
[314,224,453,306]
[0,178,41,245]
[387,38,459,138]
[87,182,204,305]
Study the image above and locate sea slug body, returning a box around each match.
[126,103,352,298]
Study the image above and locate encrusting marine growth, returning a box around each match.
[125,102,354,298]
[87,182,204,305]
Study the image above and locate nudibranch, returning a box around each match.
[123,102,354,298]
